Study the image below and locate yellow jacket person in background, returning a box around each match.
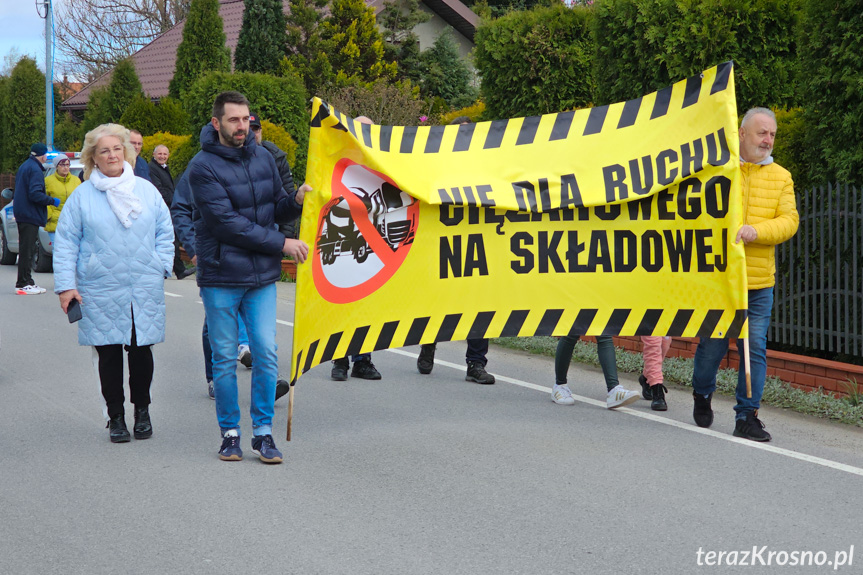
[44,155,81,233]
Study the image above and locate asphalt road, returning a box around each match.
[1,264,862,575]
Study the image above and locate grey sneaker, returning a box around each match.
[207,380,215,400]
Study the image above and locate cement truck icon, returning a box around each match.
[317,165,417,266]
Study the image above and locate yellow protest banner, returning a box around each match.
[291,62,746,383]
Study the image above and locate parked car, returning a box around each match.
[0,152,83,272]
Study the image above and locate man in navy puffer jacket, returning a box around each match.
[189,91,309,464]
[13,143,59,295]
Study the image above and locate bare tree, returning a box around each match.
[55,0,191,80]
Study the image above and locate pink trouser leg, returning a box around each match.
[641,336,671,385]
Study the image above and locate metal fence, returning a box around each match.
[770,182,862,358]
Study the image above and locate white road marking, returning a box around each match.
[385,349,863,478]
[164,291,182,298]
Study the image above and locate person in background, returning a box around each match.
[13,142,58,295]
[129,129,150,182]
[171,170,291,401]
[249,112,305,240]
[44,155,82,244]
[53,123,174,443]
[638,336,671,411]
[416,116,495,385]
[330,115,382,382]
[552,334,641,409]
[149,144,193,279]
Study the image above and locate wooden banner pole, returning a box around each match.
[286,383,295,441]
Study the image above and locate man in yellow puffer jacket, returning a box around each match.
[691,108,799,442]
[44,155,81,236]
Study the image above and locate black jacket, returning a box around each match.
[261,140,300,238]
[188,124,302,288]
[148,159,175,206]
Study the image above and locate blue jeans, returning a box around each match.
[201,283,278,437]
[692,287,773,420]
[202,311,249,382]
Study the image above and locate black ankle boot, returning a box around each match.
[108,414,131,443]
[133,406,152,440]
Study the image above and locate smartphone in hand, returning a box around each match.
[67,298,82,323]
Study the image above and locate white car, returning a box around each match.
[0,152,83,272]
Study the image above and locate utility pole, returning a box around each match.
[37,0,55,150]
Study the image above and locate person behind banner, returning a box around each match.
[552,334,641,408]
[638,336,671,411]
[416,116,495,385]
[189,91,307,463]
[690,107,798,442]
[330,115,384,383]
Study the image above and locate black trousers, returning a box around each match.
[16,222,38,288]
[95,316,153,418]
[172,233,185,277]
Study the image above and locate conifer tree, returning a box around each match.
[169,0,230,99]
[283,0,333,95]
[319,0,397,87]
[420,31,477,108]
[234,0,289,74]
[379,0,429,82]
[104,58,144,123]
[3,58,45,171]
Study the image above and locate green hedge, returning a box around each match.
[592,0,802,111]
[799,0,863,186]
[474,4,595,119]
[183,71,309,179]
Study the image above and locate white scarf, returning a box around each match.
[89,161,143,228]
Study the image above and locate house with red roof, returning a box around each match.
[62,0,478,111]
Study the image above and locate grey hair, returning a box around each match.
[153,144,169,153]
[741,107,776,128]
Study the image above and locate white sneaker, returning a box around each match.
[552,384,575,405]
[237,345,252,368]
[15,285,46,295]
[607,385,640,409]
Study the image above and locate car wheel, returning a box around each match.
[0,227,16,265]
[32,237,53,273]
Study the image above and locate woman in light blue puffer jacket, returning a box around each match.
[54,123,175,444]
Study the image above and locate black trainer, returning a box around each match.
[331,358,349,381]
[351,359,382,380]
[650,384,668,411]
[275,378,290,401]
[108,414,130,443]
[638,374,651,400]
[133,406,152,440]
[417,344,436,375]
[692,392,714,428]
[466,361,495,384]
[733,411,772,442]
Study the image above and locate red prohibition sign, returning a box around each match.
[312,158,419,303]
